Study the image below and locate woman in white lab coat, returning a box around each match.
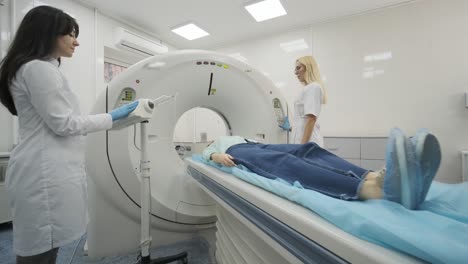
[292,55,328,147]
[0,6,137,263]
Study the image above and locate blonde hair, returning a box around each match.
[297,56,328,104]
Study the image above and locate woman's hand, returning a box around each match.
[211,153,236,167]
[109,101,139,121]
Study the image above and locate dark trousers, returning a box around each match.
[16,248,59,264]
[226,142,369,200]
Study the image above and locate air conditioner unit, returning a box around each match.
[115,27,168,56]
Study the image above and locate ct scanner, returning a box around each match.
[85,50,422,263]
[85,50,287,257]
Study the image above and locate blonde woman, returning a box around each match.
[293,55,328,146]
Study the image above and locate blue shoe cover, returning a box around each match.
[384,128,420,209]
[411,129,441,206]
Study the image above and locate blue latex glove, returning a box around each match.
[279,116,291,131]
[109,101,139,121]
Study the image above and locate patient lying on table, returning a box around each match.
[202,127,441,210]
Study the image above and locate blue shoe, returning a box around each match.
[384,128,420,209]
[410,129,441,206]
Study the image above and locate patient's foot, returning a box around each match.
[384,128,419,209]
[375,168,385,187]
[359,178,383,200]
[410,129,441,205]
[364,168,385,188]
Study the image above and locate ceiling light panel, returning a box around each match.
[172,23,209,40]
[245,0,287,22]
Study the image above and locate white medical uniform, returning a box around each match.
[5,59,112,256]
[292,82,324,147]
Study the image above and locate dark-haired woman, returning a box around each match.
[0,5,136,263]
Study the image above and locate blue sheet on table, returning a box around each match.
[191,155,468,264]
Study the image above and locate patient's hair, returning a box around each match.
[297,55,328,104]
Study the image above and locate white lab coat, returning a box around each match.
[292,82,324,147]
[5,59,112,256]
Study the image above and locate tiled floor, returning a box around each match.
[0,222,215,264]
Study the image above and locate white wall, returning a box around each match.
[216,0,468,183]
